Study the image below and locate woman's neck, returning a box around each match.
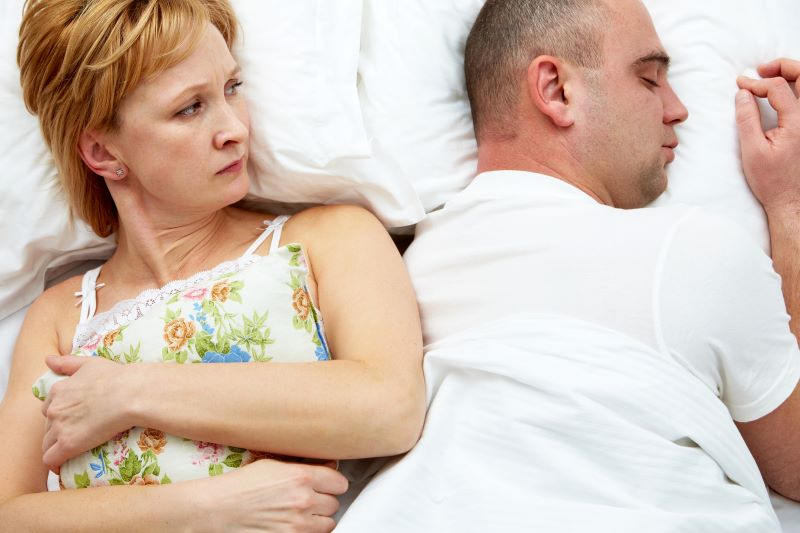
[107,206,237,289]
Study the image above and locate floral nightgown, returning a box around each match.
[32,216,331,489]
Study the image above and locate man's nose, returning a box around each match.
[664,83,689,125]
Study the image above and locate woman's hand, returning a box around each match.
[41,355,134,471]
[198,459,348,533]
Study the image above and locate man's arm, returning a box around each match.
[734,58,800,499]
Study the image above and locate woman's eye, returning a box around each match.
[225,80,244,96]
[178,102,202,117]
[643,77,660,88]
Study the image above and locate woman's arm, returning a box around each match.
[42,206,426,469]
[2,288,347,531]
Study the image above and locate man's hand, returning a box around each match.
[41,355,133,472]
[736,58,800,215]
[737,58,800,339]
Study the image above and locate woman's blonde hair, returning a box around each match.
[17,0,238,237]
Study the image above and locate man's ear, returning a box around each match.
[78,130,126,181]
[526,56,576,128]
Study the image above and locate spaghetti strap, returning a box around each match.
[75,266,104,324]
[242,215,290,258]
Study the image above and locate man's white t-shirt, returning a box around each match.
[405,170,800,422]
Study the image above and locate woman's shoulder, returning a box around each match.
[285,205,386,243]
[23,274,84,355]
[33,274,83,315]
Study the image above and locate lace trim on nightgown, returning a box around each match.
[71,254,267,352]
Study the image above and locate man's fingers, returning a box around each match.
[735,89,767,150]
[758,58,800,82]
[737,76,799,127]
[309,464,349,496]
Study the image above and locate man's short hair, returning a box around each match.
[465,0,609,141]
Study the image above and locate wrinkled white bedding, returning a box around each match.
[338,314,781,532]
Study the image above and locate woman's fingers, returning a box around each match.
[311,493,340,518]
[308,464,349,496]
[307,515,337,533]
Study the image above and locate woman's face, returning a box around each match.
[107,24,250,217]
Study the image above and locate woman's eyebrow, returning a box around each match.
[165,63,242,106]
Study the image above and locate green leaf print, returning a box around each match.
[214,338,231,356]
[163,308,181,323]
[109,479,125,486]
[96,346,113,361]
[229,292,243,304]
[74,471,91,489]
[176,350,188,364]
[194,331,215,357]
[166,293,180,306]
[141,450,157,464]
[162,474,172,484]
[209,463,224,477]
[223,453,243,469]
[162,347,175,362]
[119,450,143,483]
[32,386,44,401]
[229,447,246,453]
[123,342,142,364]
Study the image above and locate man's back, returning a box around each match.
[406,170,798,423]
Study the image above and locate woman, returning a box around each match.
[0,0,425,530]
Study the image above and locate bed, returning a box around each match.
[1,0,800,530]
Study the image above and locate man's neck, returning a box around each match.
[476,143,613,206]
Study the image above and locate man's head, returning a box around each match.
[464,0,688,209]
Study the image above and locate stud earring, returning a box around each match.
[114,168,125,177]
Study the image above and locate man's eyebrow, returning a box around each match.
[633,51,671,70]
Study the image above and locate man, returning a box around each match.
[338,0,800,531]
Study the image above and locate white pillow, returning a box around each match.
[646,0,800,251]
[354,0,485,213]
[235,0,424,227]
[0,1,116,323]
[356,0,800,251]
[0,0,421,322]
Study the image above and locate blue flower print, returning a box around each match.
[201,345,251,363]
[89,458,106,479]
[315,345,329,361]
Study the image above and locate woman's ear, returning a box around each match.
[526,56,576,128]
[78,130,127,180]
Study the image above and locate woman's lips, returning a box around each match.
[217,158,243,175]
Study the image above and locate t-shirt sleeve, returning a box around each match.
[657,209,800,422]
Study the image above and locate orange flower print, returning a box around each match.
[137,428,167,455]
[211,281,231,303]
[103,329,120,347]
[129,474,160,485]
[163,318,196,352]
[241,449,283,467]
[292,288,310,321]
